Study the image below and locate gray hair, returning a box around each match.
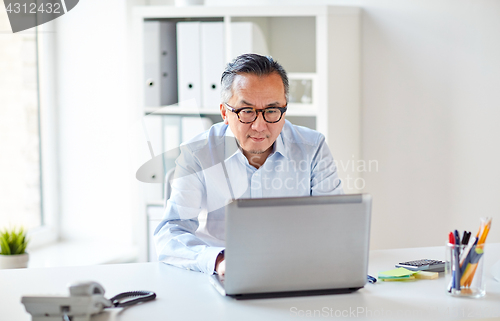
[220,54,289,104]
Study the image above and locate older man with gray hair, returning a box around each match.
[154,53,343,276]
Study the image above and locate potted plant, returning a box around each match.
[0,227,30,269]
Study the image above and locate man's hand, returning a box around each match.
[215,252,225,276]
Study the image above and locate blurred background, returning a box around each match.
[1,0,499,268]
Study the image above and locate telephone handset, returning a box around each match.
[21,281,156,321]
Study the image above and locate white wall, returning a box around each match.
[55,0,500,252]
[206,0,500,249]
[55,0,141,245]
[357,0,500,249]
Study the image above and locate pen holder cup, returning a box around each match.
[445,244,485,298]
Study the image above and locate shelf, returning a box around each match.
[134,5,359,19]
[145,106,220,116]
[286,104,317,116]
[144,103,317,117]
[144,108,316,117]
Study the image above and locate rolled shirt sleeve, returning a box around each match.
[153,142,224,274]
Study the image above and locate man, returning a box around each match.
[154,54,343,276]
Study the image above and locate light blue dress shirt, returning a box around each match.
[154,120,344,274]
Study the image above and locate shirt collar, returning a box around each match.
[273,132,287,159]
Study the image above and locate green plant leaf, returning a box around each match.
[0,227,29,255]
[0,235,11,255]
[13,236,22,254]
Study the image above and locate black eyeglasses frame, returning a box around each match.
[223,102,288,124]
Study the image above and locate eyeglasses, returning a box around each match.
[224,102,287,124]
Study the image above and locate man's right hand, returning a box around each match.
[215,252,225,276]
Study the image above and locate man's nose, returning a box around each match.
[251,112,267,131]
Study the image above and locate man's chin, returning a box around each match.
[240,139,272,155]
[246,149,266,155]
[246,141,272,155]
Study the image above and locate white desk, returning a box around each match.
[2,244,500,321]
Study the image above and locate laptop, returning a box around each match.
[209,193,372,299]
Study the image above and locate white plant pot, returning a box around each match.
[0,253,29,269]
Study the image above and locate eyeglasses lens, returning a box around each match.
[239,108,281,123]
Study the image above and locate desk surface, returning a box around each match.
[2,244,500,321]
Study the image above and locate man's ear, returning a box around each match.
[220,104,229,124]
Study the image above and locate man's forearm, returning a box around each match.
[154,219,224,274]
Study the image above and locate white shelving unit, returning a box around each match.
[132,5,361,261]
[133,4,361,176]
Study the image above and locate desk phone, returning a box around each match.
[21,281,156,321]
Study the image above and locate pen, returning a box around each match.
[466,248,483,287]
[477,218,492,245]
[448,232,456,291]
[367,275,377,284]
[464,218,491,287]
[448,232,455,247]
[461,244,483,287]
[461,231,470,246]
[454,230,461,290]
[454,230,461,256]
[459,236,477,271]
[460,218,488,287]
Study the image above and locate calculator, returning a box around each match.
[395,259,445,272]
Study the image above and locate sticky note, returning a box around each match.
[378,268,416,278]
[414,271,438,280]
[380,276,416,282]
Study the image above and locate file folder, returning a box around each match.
[230,22,269,61]
[163,115,181,171]
[201,22,225,110]
[177,22,202,108]
[176,21,268,108]
[142,115,164,201]
[181,116,214,143]
[143,21,178,107]
[163,116,181,158]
